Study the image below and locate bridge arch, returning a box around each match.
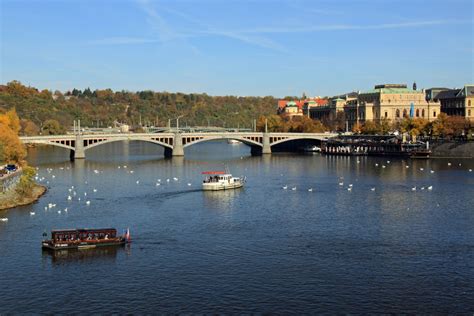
[22,140,75,151]
[182,136,263,149]
[270,136,326,147]
[84,137,173,151]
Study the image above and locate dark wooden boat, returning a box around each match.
[42,228,131,250]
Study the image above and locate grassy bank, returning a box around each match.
[0,182,46,210]
[0,166,47,210]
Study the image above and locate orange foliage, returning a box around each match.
[0,109,26,164]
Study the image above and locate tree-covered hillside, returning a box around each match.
[0,81,277,134]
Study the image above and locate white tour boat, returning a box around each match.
[202,171,245,191]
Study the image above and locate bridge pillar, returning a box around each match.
[262,133,272,154]
[172,133,184,157]
[74,135,86,159]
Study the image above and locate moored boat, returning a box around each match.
[42,228,131,250]
[300,145,321,152]
[227,139,241,145]
[202,171,245,191]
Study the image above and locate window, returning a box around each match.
[403,109,408,118]
[469,100,472,107]
[385,111,388,118]
[469,109,471,116]
[422,109,425,117]
[396,109,400,118]
[433,111,437,117]
[416,109,419,117]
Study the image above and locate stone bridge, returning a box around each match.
[20,132,336,159]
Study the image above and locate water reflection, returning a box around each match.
[202,189,242,212]
[42,245,130,265]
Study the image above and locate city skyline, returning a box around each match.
[1,0,473,97]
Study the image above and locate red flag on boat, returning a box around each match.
[124,228,131,242]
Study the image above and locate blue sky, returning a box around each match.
[1,0,473,97]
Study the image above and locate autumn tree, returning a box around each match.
[361,120,379,134]
[20,119,40,136]
[378,118,393,135]
[447,116,470,138]
[431,113,452,138]
[15,166,36,196]
[352,122,362,134]
[42,119,65,135]
[0,109,26,164]
[334,111,346,132]
[256,115,285,132]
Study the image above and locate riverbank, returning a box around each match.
[0,183,47,210]
[430,141,474,158]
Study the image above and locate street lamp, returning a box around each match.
[175,115,184,132]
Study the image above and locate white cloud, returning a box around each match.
[87,37,159,45]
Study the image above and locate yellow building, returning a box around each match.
[432,85,474,122]
[308,84,442,130]
[345,84,440,129]
[283,101,303,117]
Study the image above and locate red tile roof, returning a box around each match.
[278,100,287,109]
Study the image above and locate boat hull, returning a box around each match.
[202,182,244,191]
[42,240,127,251]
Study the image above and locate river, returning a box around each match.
[1,141,473,313]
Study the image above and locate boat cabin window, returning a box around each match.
[51,229,117,242]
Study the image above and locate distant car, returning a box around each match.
[5,164,17,172]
